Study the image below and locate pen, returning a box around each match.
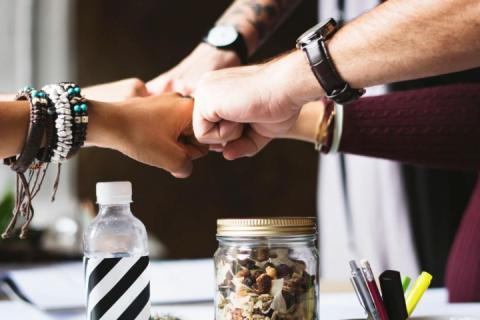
[402,276,411,293]
[379,270,408,320]
[350,260,380,320]
[360,260,389,320]
[405,271,433,316]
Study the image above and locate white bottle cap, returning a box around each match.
[96,181,132,205]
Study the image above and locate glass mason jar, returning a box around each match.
[214,217,319,320]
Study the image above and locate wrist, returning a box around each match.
[266,50,325,110]
[282,101,325,143]
[86,100,123,149]
[196,43,241,69]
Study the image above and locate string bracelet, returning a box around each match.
[2,87,49,239]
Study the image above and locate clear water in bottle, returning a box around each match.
[83,181,150,320]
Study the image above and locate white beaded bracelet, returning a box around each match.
[42,84,73,163]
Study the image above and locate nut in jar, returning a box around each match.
[215,218,318,320]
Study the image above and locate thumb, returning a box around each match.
[222,128,271,160]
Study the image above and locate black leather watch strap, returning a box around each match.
[304,39,365,104]
[229,33,248,65]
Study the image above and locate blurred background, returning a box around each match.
[0,0,477,289]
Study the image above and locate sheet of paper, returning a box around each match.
[2,259,214,310]
[319,289,480,319]
[0,300,55,319]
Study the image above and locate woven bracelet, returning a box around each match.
[2,87,49,239]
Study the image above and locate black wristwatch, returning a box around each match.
[296,18,365,105]
[203,25,248,65]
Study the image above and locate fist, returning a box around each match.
[193,63,301,160]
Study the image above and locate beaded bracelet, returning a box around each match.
[62,82,88,158]
[2,87,49,239]
[42,84,74,163]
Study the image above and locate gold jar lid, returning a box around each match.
[217,217,317,237]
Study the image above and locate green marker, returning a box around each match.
[402,276,411,293]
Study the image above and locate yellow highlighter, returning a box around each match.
[406,271,433,316]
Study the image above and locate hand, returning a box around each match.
[193,51,322,160]
[88,93,208,178]
[146,43,241,96]
[83,78,149,102]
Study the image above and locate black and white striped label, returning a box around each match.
[84,256,150,320]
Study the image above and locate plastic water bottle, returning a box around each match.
[83,181,150,320]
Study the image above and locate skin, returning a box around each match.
[282,100,324,144]
[193,0,480,159]
[0,81,207,179]
[146,0,301,95]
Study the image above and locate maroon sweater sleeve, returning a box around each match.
[445,176,480,302]
[339,84,480,170]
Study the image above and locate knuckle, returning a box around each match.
[125,78,146,96]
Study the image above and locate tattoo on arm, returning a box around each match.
[217,0,302,51]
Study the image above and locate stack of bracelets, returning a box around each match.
[2,82,88,239]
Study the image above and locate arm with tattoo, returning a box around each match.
[147,0,301,95]
[217,0,302,55]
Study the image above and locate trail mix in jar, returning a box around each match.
[215,247,317,320]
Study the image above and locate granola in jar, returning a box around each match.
[215,218,318,320]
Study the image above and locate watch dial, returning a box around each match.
[207,25,238,47]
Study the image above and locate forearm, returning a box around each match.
[216,0,302,54]
[329,0,480,88]
[273,0,480,106]
[0,99,121,159]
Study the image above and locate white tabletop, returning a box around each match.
[2,261,480,319]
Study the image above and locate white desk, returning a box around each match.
[1,262,480,319]
[42,290,480,320]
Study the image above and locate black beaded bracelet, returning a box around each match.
[36,93,57,163]
[63,82,88,158]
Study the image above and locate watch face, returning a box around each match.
[206,25,238,47]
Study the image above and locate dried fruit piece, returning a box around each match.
[266,266,277,279]
[236,268,251,278]
[276,264,292,279]
[239,258,257,269]
[256,274,273,294]
[254,247,269,262]
[243,276,254,287]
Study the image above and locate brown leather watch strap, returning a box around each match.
[303,39,365,105]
